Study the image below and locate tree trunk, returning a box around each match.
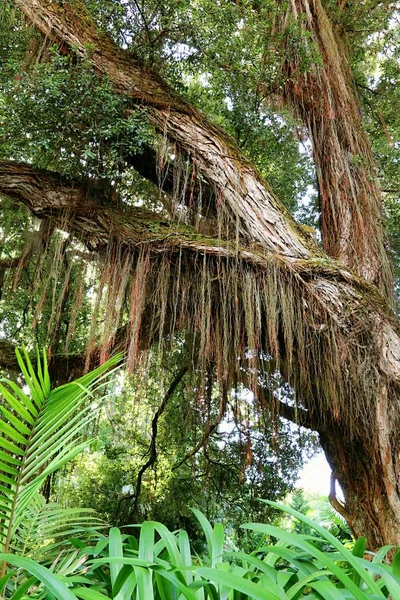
[282,0,392,299]
[10,0,400,547]
[320,399,400,549]
[279,1,400,542]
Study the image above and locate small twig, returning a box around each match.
[172,386,228,470]
[133,0,153,48]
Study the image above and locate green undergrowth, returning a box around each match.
[2,502,400,599]
[0,349,398,598]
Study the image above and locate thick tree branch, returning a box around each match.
[0,161,293,267]
[1,159,400,394]
[0,161,383,292]
[14,0,315,258]
[283,0,392,297]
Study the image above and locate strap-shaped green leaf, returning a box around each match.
[0,420,27,445]
[0,406,31,436]
[0,381,38,418]
[0,463,19,476]
[35,347,50,398]
[0,384,35,424]
[14,348,44,408]
[0,451,20,466]
[0,438,23,455]
[0,553,78,600]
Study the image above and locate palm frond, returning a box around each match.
[0,347,122,567]
[12,493,106,561]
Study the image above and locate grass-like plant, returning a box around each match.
[3,503,399,599]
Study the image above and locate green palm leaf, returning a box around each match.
[0,347,122,576]
[12,492,105,560]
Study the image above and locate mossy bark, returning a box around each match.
[282,0,392,299]
[8,0,400,547]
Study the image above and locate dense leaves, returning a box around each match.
[57,349,317,545]
[1,504,400,599]
[0,50,152,180]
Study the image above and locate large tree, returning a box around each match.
[1,0,400,548]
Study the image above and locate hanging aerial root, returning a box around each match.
[1,157,392,440]
[80,238,387,440]
[281,0,393,300]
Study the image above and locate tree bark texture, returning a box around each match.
[320,402,400,549]
[14,0,315,260]
[5,0,400,548]
[2,158,400,547]
[282,0,392,298]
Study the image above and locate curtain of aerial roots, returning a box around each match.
[155,137,232,240]
[281,0,392,299]
[12,216,388,439]
[10,216,82,355]
[52,239,383,439]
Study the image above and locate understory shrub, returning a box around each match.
[1,502,400,599]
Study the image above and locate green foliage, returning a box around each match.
[0,3,399,583]
[0,1,33,85]
[350,9,400,289]
[13,492,105,562]
[312,497,352,545]
[0,49,153,180]
[56,349,317,547]
[1,503,399,599]
[0,0,317,213]
[288,488,312,536]
[0,347,122,566]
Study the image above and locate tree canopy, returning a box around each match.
[1,0,400,549]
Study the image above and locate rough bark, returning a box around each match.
[0,160,394,329]
[14,0,314,259]
[282,0,392,299]
[278,1,400,544]
[320,408,400,548]
[3,158,400,547]
[0,161,310,267]
[6,0,400,548]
